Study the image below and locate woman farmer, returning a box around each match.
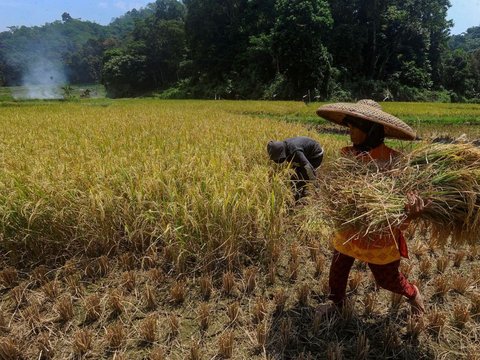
[315,99,427,317]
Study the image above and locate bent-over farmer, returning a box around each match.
[267,136,324,200]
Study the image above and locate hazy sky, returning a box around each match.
[0,0,478,34]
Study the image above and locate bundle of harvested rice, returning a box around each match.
[317,143,480,245]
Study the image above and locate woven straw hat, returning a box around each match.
[316,99,416,140]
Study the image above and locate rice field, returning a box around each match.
[0,98,479,359]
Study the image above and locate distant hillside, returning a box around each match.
[449,26,480,52]
[0,5,155,86]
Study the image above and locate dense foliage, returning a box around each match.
[0,0,479,101]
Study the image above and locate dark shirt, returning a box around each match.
[284,136,323,168]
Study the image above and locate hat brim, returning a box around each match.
[316,103,416,140]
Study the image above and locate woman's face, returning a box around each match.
[348,123,368,145]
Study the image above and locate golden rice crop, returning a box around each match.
[316,142,480,245]
[0,100,338,267]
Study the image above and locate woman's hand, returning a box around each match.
[405,191,430,218]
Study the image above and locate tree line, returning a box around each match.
[0,0,479,102]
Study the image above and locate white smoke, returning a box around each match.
[12,58,67,100]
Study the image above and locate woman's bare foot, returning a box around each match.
[409,285,425,316]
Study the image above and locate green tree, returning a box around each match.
[271,0,333,98]
[101,49,148,97]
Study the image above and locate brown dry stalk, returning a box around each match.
[107,290,124,317]
[122,271,136,292]
[427,307,446,336]
[105,323,126,350]
[470,293,480,318]
[433,276,450,297]
[266,262,276,286]
[314,255,325,278]
[140,314,158,343]
[119,252,136,271]
[144,284,157,311]
[61,259,77,278]
[175,252,187,275]
[327,342,343,360]
[0,337,23,360]
[222,271,235,296]
[0,310,8,334]
[348,271,363,292]
[84,294,102,323]
[308,241,318,262]
[55,295,74,323]
[340,299,355,321]
[354,332,369,360]
[312,310,323,334]
[170,280,186,304]
[0,267,18,288]
[390,293,404,312]
[256,322,267,349]
[189,341,201,360]
[65,274,83,297]
[149,346,166,360]
[453,303,471,328]
[290,243,300,263]
[218,331,234,359]
[198,303,210,331]
[288,258,299,282]
[22,303,41,331]
[418,258,431,278]
[436,256,449,273]
[42,281,59,301]
[168,315,179,337]
[406,316,425,340]
[31,265,48,287]
[147,268,164,285]
[274,288,288,314]
[468,245,479,261]
[199,275,213,300]
[252,297,268,324]
[279,318,293,346]
[321,277,330,296]
[243,267,257,294]
[73,329,93,355]
[452,275,470,294]
[383,323,400,350]
[37,332,54,359]
[296,284,309,307]
[142,252,157,270]
[364,293,376,316]
[10,285,27,308]
[227,302,240,325]
[453,250,466,267]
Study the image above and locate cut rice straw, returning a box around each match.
[315,142,480,246]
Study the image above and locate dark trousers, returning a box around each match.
[291,155,323,200]
[328,250,416,304]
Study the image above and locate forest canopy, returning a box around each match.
[0,0,479,102]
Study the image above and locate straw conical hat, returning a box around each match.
[316,99,416,140]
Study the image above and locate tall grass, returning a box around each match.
[0,100,338,267]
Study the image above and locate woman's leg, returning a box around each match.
[328,250,355,305]
[368,260,424,314]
